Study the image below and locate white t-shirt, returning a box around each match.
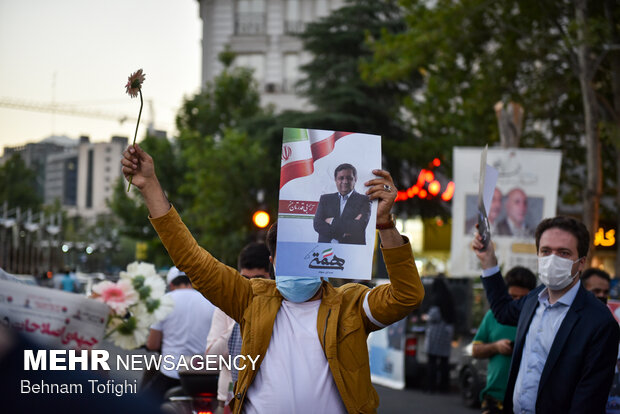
[151,288,216,379]
[243,299,347,414]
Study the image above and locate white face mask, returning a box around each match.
[537,254,582,290]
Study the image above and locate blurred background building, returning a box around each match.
[197,0,344,111]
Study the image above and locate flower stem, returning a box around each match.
[127,89,144,192]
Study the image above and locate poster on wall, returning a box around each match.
[449,147,562,276]
[276,128,381,280]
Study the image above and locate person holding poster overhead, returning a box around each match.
[313,163,371,245]
[122,144,424,414]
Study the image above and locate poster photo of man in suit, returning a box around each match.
[313,163,371,245]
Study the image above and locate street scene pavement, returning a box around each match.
[377,385,475,414]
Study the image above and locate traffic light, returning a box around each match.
[252,210,270,228]
[136,242,148,261]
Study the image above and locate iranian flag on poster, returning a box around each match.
[276,128,381,280]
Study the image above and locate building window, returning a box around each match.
[235,0,266,34]
[235,53,266,86]
[86,149,94,208]
[283,53,300,93]
[284,0,305,34]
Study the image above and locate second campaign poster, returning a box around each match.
[276,128,381,280]
[449,147,562,276]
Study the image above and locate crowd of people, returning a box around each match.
[1,142,617,414]
[119,144,620,414]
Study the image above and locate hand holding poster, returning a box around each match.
[476,145,499,251]
[277,128,381,280]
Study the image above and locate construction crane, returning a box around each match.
[0,97,155,133]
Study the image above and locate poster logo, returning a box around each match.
[281,146,292,161]
[308,248,345,270]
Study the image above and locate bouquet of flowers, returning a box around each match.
[92,262,173,349]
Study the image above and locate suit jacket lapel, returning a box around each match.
[537,286,585,391]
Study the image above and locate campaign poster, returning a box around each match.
[0,279,109,349]
[368,311,406,390]
[449,148,562,276]
[276,128,381,280]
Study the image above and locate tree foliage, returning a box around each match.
[293,0,455,217]
[174,53,277,265]
[363,0,619,224]
[0,153,42,212]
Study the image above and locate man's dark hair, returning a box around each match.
[505,266,537,291]
[334,163,357,179]
[170,275,191,286]
[534,216,590,258]
[266,221,277,257]
[581,268,611,283]
[238,242,270,271]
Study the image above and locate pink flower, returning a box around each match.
[92,280,138,314]
[125,68,145,98]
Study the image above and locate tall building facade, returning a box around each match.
[45,150,78,210]
[197,0,344,111]
[75,136,128,219]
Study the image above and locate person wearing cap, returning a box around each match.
[143,266,216,402]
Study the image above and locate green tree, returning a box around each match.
[0,153,42,212]
[364,0,619,259]
[174,51,276,265]
[294,0,451,216]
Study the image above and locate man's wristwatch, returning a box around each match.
[376,215,395,230]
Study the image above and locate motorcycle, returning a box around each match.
[160,369,220,414]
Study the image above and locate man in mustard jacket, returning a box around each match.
[122,144,424,414]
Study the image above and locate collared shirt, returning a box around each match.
[228,322,242,383]
[512,280,580,413]
[338,190,353,215]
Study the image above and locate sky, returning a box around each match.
[0,0,203,154]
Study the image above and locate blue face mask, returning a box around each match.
[276,276,323,302]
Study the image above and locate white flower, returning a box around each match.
[100,261,172,350]
[121,261,157,280]
[143,274,166,298]
[107,317,149,350]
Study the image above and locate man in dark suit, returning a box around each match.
[472,216,619,413]
[313,163,371,245]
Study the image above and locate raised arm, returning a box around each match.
[121,144,253,321]
[472,232,522,326]
[366,169,403,248]
[362,170,424,330]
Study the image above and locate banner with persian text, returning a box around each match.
[0,279,108,349]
